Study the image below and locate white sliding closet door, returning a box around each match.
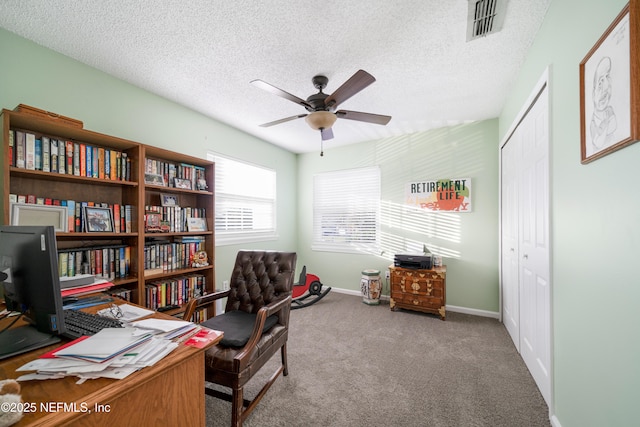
[500,84,551,405]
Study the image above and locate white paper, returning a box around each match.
[131,318,193,333]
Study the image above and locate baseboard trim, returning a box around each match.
[330,288,500,319]
[446,305,500,319]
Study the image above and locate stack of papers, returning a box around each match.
[16,323,187,383]
[53,328,152,362]
[131,318,198,340]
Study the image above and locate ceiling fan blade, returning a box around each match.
[259,114,308,127]
[336,110,391,125]
[320,127,334,141]
[324,70,376,109]
[251,79,312,109]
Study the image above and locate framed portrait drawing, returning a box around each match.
[83,206,114,233]
[580,1,640,163]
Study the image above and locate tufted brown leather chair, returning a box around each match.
[183,250,297,427]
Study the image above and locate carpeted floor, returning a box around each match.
[205,292,550,427]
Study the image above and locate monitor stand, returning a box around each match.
[0,325,61,360]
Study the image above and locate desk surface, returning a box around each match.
[0,301,221,426]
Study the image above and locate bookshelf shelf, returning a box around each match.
[1,107,215,313]
[56,232,140,239]
[9,166,139,187]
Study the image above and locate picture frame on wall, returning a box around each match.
[579,1,640,163]
[83,206,114,232]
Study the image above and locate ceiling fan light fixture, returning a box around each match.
[305,111,337,130]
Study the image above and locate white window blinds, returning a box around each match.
[208,153,276,245]
[312,166,380,254]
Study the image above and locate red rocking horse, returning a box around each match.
[291,266,331,309]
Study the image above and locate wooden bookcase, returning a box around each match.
[0,107,215,316]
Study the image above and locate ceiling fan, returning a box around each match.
[251,70,391,153]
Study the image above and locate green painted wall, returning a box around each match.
[499,0,639,425]
[0,28,298,287]
[297,120,500,313]
[5,1,640,422]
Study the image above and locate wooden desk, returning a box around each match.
[0,302,221,426]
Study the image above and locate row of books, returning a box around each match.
[10,194,134,233]
[189,307,209,323]
[144,237,206,273]
[145,205,206,233]
[144,274,206,310]
[109,287,133,302]
[58,245,131,280]
[9,129,132,181]
[145,158,207,190]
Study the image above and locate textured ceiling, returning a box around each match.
[0,0,550,153]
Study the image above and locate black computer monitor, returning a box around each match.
[0,225,66,359]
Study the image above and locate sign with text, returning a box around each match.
[405,178,472,212]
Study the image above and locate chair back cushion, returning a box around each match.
[202,310,279,347]
[225,251,297,313]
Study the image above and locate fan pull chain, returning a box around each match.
[320,137,324,156]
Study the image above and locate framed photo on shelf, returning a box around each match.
[10,203,68,232]
[196,178,208,191]
[145,212,170,232]
[174,178,192,190]
[187,217,207,232]
[579,1,640,163]
[144,173,166,186]
[83,206,114,233]
[160,193,178,207]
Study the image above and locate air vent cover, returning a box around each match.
[466,0,508,41]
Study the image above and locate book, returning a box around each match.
[34,138,42,170]
[66,141,73,175]
[25,132,36,170]
[42,136,50,172]
[8,130,15,166]
[98,147,105,179]
[66,200,75,232]
[15,131,26,168]
[50,139,58,173]
[91,146,98,178]
[58,140,66,174]
[73,142,80,176]
[79,143,86,176]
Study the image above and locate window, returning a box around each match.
[208,153,276,245]
[313,166,380,254]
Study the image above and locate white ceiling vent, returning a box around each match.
[466,0,508,41]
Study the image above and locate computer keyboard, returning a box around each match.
[63,309,124,339]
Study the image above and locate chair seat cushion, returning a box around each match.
[202,310,279,347]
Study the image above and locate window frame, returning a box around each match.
[207,153,277,246]
[312,166,381,254]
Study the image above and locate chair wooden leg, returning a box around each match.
[281,343,289,376]
[231,387,243,427]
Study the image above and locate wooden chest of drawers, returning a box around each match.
[389,265,446,320]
